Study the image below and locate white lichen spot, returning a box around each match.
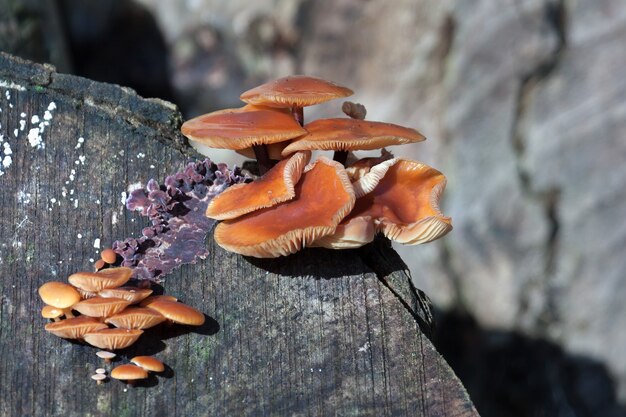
[43,111,53,121]
[89,258,94,263]
[27,127,44,149]
[31,115,39,124]
[121,191,127,205]
[358,342,370,353]
[93,238,101,249]
[150,164,155,169]
[75,137,84,149]
[78,155,86,164]
[3,142,11,155]
[112,212,118,225]
[77,233,82,239]
[74,199,78,208]
[48,102,57,111]
[50,198,57,204]
[19,120,26,131]
[136,152,145,159]
[13,128,18,137]
[5,90,10,100]
[20,112,26,118]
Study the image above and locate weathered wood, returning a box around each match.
[0,52,478,417]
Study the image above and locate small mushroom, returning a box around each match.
[95,368,107,374]
[93,259,106,271]
[104,307,166,329]
[98,287,153,304]
[68,267,133,292]
[41,305,64,321]
[44,316,108,339]
[100,248,118,264]
[130,356,165,373]
[96,351,116,364]
[110,364,148,386]
[91,373,107,385]
[145,300,205,326]
[38,281,81,318]
[72,297,131,318]
[84,328,144,350]
[206,151,310,220]
[213,157,356,258]
[240,75,354,125]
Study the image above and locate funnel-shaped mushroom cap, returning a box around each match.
[214,157,356,258]
[206,151,310,220]
[181,104,306,152]
[282,119,425,156]
[131,356,165,373]
[240,75,353,108]
[105,307,166,329]
[68,267,133,292]
[111,364,149,380]
[72,297,131,318]
[84,328,144,350]
[38,282,81,308]
[45,316,108,339]
[98,287,153,304]
[145,300,205,326]
[353,159,452,245]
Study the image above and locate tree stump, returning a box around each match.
[0,52,478,417]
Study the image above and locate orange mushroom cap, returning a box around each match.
[145,300,205,326]
[130,356,165,373]
[72,297,132,318]
[181,104,306,152]
[240,75,353,108]
[281,118,425,156]
[83,328,144,350]
[110,364,149,380]
[138,295,178,307]
[319,159,451,248]
[44,316,108,339]
[214,156,356,258]
[38,282,81,309]
[98,287,153,304]
[206,151,310,220]
[41,305,64,320]
[68,267,133,292]
[104,307,166,329]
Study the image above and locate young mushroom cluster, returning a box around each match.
[39,264,205,351]
[181,76,452,258]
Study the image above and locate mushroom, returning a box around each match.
[104,307,166,329]
[130,356,165,373]
[83,328,144,350]
[213,156,356,258]
[181,104,306,174]
[315,158,452,248]
[44,316,108,339]
[206,151,310,220]
[100,248,117,264]
[72,297,132,318]
[38,281,81,318]
[138,295,178,307]
[145,300,205,326]
[110,364,148,386]
[94,259,106,271]
[91,373,107,385]
[281,118,425,165]
[98,287,153,304]
[96,351,116,364]
[68,267,133,292]
[95,368,107,374]
[239,75,353,125]
[41,305,64,321]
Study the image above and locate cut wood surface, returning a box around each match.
[0,52,478,417]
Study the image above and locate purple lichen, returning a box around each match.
[113,159,251,281]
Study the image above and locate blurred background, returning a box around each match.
[2,0,625,415]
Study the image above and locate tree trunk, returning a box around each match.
[0,52,478,417]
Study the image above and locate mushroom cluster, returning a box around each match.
[181,76,452,258]
[39,265,205,351]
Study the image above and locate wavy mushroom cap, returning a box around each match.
[98,287,153,304]
[214,157,356,258]
[206,151,310,220]
[145,300,205,326]
[44,316,108,339]
[181,104,306,152]
[104,307,166,329]
[38,282,81,309]
[68,267,133,292]
[240,75,353,108]
[84,328,144,350]
[72,297,131,318]
[111,364,148,381]
[282,118,425,156]
[333,159,451,247]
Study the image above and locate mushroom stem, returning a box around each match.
[63,308,75,318]
[291,106,304,126]
[252,145,272,175]
[333,150,349,165]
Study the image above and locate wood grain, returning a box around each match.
[0,52,478,417]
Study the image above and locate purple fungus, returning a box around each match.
[113,159,251,281]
